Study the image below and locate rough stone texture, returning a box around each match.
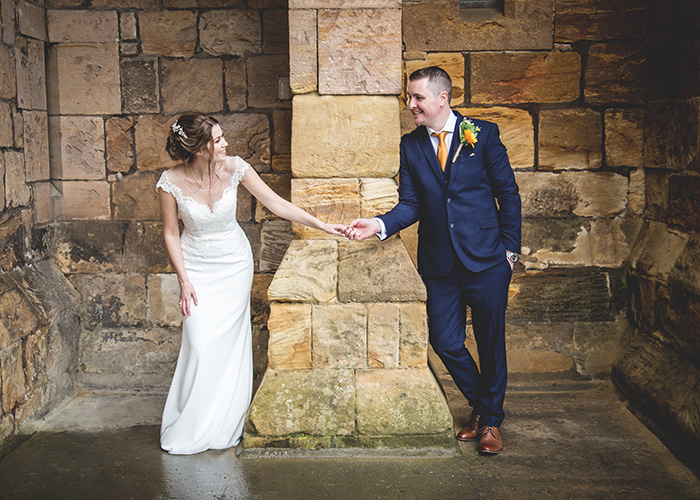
[668,175,700,232]
[140,11,196,57]
[91,0,158,6]
[359,178,398,219]
[262,8,288,55]
[291,178,359,239]
[48,115,104,180]
[251,273,272,390]
[629,221,688,282]
[471,52,581,104]
[605,108,644,168]
[271,154,291,172]
[356,368,452,435]
[4,151,30,208]
[146,274,181,327]
[53,181,110,221]
[121,59,159,114]
[18,1,46,41]
[538,109,602,170]
[670,234,700,298]
[247,369,355,436]
[267,303,311,370]
[456,107,534,169]
[200,9,261,57]
[564,172,628,217]
[162,58,223,114]
[23,111,50,181]
[216,114,270,170]
[272,110,291,155]
[0,102,12,148]
[499,323,575,374]
[318,9,401,95]
[123,222,173,274]
[1,342,25,413]
[47,43,120,115]
[628,169,645,216]
[106,117,134,174]
[259,220,294,272]
[267,240,338,303]
[1,0,16,45]
[291,95,399,178]
[290,0,400,6]
[405,53,464,106]
[47,10,118,43]
[0,284,42,348]
[312,303,367,369]
[70,274,147,330]
[225,58,247,111]
[645,170,668,222]
[403,0,552,52]
[338,238,427,303]
[367,303,399,369]
[399,302,428,368]
[289,9,317,94]
[585,43,646,104]
[555,0,646,43]
[0,44,16,100]
[135,115,178,172]
[54,221,124,274]
[15,38,46,111]
[644,101,700,172]
[113,172,160,220]
[119,11,137,40]
[247,55,289,109]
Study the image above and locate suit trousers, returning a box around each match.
[423,257,512,428]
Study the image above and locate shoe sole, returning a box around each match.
[477,447,504,455]
[456,436,477,442]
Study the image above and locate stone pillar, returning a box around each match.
[243,0,453,451]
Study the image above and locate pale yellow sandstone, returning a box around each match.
[267,303,312,370]
[268,239,338,302]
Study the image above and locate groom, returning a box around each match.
[347,66,521,454]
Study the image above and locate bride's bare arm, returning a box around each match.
[159,189,198,317]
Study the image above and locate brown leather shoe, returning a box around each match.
[456,413,480,442]
[477,425,503,455]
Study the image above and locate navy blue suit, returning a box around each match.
[378,110,521,427]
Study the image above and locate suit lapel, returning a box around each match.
[447,111,464,186]
[417,127,447,189]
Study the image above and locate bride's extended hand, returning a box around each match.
[178,280,199,318]
[320,223,347,236]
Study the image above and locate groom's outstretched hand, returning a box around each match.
[345,218,380,241]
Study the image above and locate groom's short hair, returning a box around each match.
[409,66,453,102]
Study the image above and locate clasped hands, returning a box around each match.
[320,219,379,241]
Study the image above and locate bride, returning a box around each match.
[156,114,345,454]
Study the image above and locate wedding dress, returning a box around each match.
[156,157,253,455]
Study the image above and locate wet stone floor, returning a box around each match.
[1,383,699,500]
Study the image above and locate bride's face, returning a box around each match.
[203,124,228,163]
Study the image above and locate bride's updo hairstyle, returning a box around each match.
[166,114,219,163]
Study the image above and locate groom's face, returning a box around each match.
[407,77,448,130]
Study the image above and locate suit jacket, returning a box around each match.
[378,110,521,278]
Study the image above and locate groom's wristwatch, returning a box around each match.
[506,251,518,263]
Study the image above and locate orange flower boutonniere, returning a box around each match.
[452,118,480,164]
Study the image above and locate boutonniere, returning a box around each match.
[452,118,480,163]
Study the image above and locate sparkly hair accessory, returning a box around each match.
[171,122,188,139]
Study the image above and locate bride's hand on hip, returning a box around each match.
[179,281,199,318]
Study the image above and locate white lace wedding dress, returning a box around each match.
[156,157,253,455]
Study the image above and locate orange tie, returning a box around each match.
[432,131,448,171]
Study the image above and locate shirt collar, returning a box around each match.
[428,111,457,136]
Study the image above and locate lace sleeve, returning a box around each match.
[156,171,182,200]
[231,157,251,186]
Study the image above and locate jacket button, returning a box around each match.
[446,198,451,203]
[450,223,455,229]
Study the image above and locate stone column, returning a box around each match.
[243,1,453,451]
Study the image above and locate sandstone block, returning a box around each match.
[163,0,197,6]
[47,43,120,115]
[585,43,646,104]
[356,368,452,435]
[259,220,294,272]
[216,114,271,170]
[16,38,46,110]
[0,415,14,441]
[247,55,289,109]
[247,369,355,436]
[91,0,158,6]
[572,321,623,377]
[18,1,46,41]
[360,178,398,218]
[290,0,400,6]
[1,0,16,45]
[629,221,688,282]
[502,322,574,373]
[47,9,118,43]
[123,222,173,273]
[162,58,223,114]
[0,44,16,100]
[106,117,134,173]
[538,109,602,170]
[644,96,699,172]
[289,9,317,94]
[589,219,631,267]
[70,273,147,330]
[0,160,5,210]
[318,9,401,95]
[669,175,700,232]
[670,235,700,298]
[249,0,285,7]
[291,178,359,239]
[471,51,581,104]
[146,274,181,327]
[53,181,110,220]
[119,11,137,40]
[262,9,288,55]
[271,154,291,172]
[312,303,367,369]
[48,115,104,180]
[268,239,338,302]
[628,169,645,216]
[113,172,160,220]
[0,286,43,347]
[399,302,428,368]
[563,171,628,217]
[1,341,25,413]
[645,170,668,221]
[268,302,312,369]
[291,94,400,178]
[140,11,196,57]
[135,115,178,172]
[240,223,261,272]
[237,184,253,221]
[22,111,49,182]
[405,53,464,106]
[456,107,534,169]
[4,151,31,207]
[338,238,427,303]
[605,108,644,168]
[120,42,138,56]
[257,172,290,213]
[11,106,22,148]
[367,303,400,369]
[272,110,291,154]
[200,9,261,56]
[555,0,646,43]
[121,59,159,114]
[0,102,12,148]
[54,221,124,273]
[225,58,247,111]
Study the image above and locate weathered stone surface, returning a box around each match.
[225,58,246,111]
[259,220,294,272]
[289,9,317,94]
[113,172,160,220]
[555,0,646,43]
[502,323,575,374]
[313,303,367,369]
[106,117,134,173]
[18,1,46,41]
[629,221,688,282]
[272,110,291,154]
[399,302,428,368]
[359,178,398,218]
[15,38,46,110]
[318,9,401,95]
[538,109,602,170]
[47,9,118,43]
[119,11,137,40]
[644,170,667,223]
[162,58,223,114]
[564,172,628,217]
[54,221,124,274]
[70,274,146,330]
[405,52,464,106]
[1,0,16,45]
[247,55,289,108]
[53,181,111,220]
[200,9,261,56]
[267,302,311,370]
[247,369,355,436]
[23,110,50,181]
[471,51,581,104]
[47,43,120,115]
[669,175,700,232]
[48,115,104,180]
[262,8,288,55]
[271,154,291,172]
[216,114,270,170]
[140,11,196,57]
[0,286,43,347]
[573,320,624,377]
[644,100,700,172]
[628,169,645,216]
[670,235,700,298]
[403,0,552,52]
[356,368,452,435]
[91,0,158,7]
[123,222,173,273]
[627,273,659,333]
[121,59,159,114]
[120,42,138,56]
[1,342,25,413]
[367,303,399,369]
[135,115,178,172]
[251,273,272,389]
[0,414,14,441]
[0,102,12,148]
[147,274,181,327]
[338,238,427,303]
[605,108,644,168]
[237,184,253,222]
[585,43,646,104]
[456,107,534,169]
[240,222,261,272]
[4,151,30,207]
[290,0,400,6]
[11,106,22,148]
[291,178,359,239]
[0,44,16,100]
[268,239,338,302]
[291,95,400,178]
